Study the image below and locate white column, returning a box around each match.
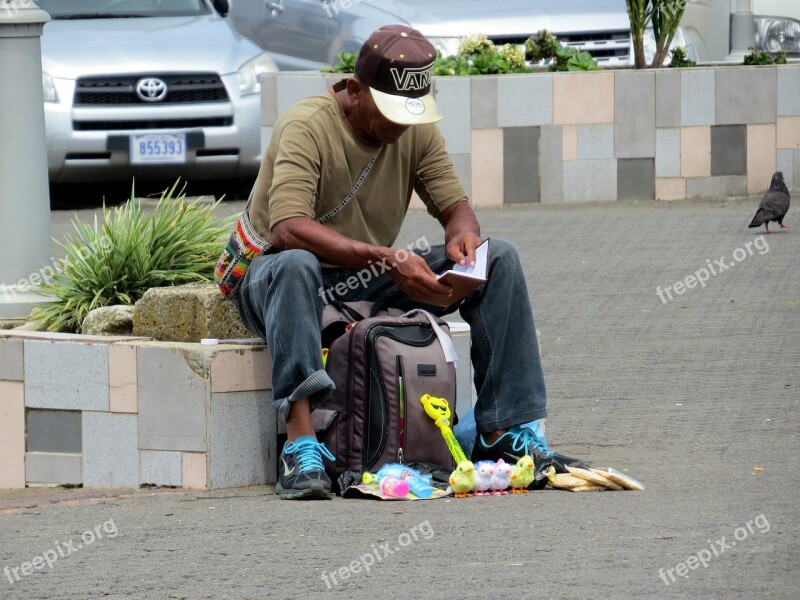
[727,0,756,61]
[0,1,53,318]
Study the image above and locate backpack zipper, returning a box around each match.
[397,355,406,464]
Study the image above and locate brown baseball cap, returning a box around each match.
[355,25,442,125]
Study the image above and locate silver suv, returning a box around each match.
[229,0,636,70]
[40,0,277,189]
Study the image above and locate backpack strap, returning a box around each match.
[400,309,459,364]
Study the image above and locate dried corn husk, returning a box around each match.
[591,467,645,491]
[567,466,625,490]
[570,484,606,492]
[546,471,588,490]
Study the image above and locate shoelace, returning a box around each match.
[285,438,335,474]
[509,428,553,458]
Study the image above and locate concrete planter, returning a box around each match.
[261,65,800,204]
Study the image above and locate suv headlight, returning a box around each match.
[238,53,277,96]
[42,72,58,103]
[755,17,800,54]
[426,36,461,59]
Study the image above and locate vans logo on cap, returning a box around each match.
[390,62,434,93]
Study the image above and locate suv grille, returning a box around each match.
[489,30,631,66]
[74,73,229,105]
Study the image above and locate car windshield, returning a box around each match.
[37,0,210,19]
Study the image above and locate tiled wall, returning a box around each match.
[261,65,800,205]
[0,326,474,490]
[0,331,276,490]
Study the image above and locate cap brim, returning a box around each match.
[370,87,442,125]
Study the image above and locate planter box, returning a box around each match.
[0,325,475,490]
[261,65,800,204]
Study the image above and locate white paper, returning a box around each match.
[438,239,488,281]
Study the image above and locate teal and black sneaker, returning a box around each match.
[276,436,335,500]
[471,425,588,480]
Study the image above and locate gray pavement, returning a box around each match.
[2,198,798,599]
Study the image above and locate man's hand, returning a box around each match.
[387,250,454,307]
[446,232,482,268]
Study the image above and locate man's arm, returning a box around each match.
[271,217,454,305]
[438,201,482,267]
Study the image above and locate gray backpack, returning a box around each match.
[312,301,457,478]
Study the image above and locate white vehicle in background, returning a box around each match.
[39,0,277,198]
[682,0,800,62]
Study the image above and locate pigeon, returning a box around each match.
[749,171,790,234]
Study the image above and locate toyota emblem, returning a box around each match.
[136,77,168,102]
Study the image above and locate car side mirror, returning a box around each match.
[212,0,229,17]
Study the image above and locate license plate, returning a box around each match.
[129,133,186,164]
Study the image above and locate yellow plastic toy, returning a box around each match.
[420,394,469,465]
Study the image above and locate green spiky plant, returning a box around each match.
[29,181,234,333]
[651,0,689,68]
[625,0,650,69]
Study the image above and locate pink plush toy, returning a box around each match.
[490,458,512,495]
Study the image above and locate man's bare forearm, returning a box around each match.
[270,217,396,269]
[439,200,481,245]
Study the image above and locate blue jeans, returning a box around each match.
[235,238,547,433]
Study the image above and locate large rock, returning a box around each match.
[133,284,252,343]
[82,305,135,336]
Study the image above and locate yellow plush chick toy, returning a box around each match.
[509,455,535,493]
[449,460,475,498]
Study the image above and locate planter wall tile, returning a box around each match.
[0,338,23,381]
[711,125,747,176]
[209,391,276,488]
[553,72,614,125]
[655,177,686,201]
[503,126,539,203]
[715,67,777,125]
[681,126,712,178]
[140,450,182,487]
[562,125,577,161]
[0,382,25,488]
[794,150,800,190]
[182,452,207,489]
[137,346,207,452]
[618,158,655,200]
[276,73,331,115]
[615,70,656,159]
[656,128,681,178]
[656,70,682,128]
[210,346,272,393]
[776,116,800,149]
[261,73,278,126]
[434,77,472,154]
[563,159,617,202]
[109,344,138,413]
[470,129,504,207]
[777,67,800,116]
[686,175,748,199]
[24,341,109,411]
[497,74,553,127]
[25,452,81,486]
[777,150,794,187]
[577,124,614,160]
[681,69,716,126]
[747,124,777,194]
[26,409,82,453]
[540,125,564,204]
[470,76,498,129]
[83,412,138,488]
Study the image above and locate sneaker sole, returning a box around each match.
[276,481,333,500]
